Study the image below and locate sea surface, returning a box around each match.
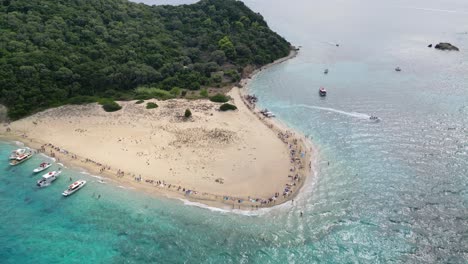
[1,0,467,263]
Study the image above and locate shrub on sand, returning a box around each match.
[219,103,237,111]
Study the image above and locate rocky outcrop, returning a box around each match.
[434,42,459,51]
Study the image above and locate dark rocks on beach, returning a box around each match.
[428,44,432,48]
[434,42,459,51]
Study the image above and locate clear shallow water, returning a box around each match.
[1,0,468,263]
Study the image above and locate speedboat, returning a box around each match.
[37,170,62,187]
[62,180,86,197]
[33,162,52,173]
[319,87,327,97]
[260,109,276,118]
[9,152,33,166]
[370,116,381,122]
[395,67,401,72]
[9,148,26,160]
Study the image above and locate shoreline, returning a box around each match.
[1,48,314,210]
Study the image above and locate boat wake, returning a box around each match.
[399,6,468,14]
[280,104,371,119]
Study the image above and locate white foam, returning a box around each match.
[39,153,56,162]
[118,185,134,189]
[178,198,295,216]
[14,141,24,146]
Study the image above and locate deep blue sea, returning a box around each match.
[1,0,467,263]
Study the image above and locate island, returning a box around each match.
[0,0,312,208]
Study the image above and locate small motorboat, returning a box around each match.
[319,87,327,97]
[260,109,276,118]
[62,180,86,197]
[324,69,329,74]
[9,152,33,166]
[9,148,26,160]
[369,116,381,122]
[33,162,52,173]
[395,67,401,72]
[37,170,62,188]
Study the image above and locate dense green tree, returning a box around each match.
[0,0,291,119]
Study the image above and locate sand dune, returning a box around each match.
[4,88,311,208]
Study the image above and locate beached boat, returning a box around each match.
[37,170,62,188]
[62,180,86,197]
[33,162,52,173]
[319,87,327,97]
[9,148,26,160]
[9,152,33,166]
[260,109,276,118]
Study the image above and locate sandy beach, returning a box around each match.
[1,49,312,209]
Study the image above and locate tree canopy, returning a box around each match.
[0,0,290,119]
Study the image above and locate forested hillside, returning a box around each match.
[0,0,290,119]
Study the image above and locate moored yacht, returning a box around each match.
[319,87,327,97]
[62,180,86,197]
[33,162,52,173]
[9,152,33,166]
[260,109,276,118]
[9,148,26,160]
[37,170,62,187]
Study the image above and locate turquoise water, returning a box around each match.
[2,0,468,263]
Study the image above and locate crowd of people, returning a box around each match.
[241,92,311,206]
[26,91,311,209]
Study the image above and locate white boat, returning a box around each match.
[319,87,327,97]
[33,162,52,173]
[9,148,26,160]
[62,180,86,197]
[37,170,62,188]
[9,152,33,166]
[260,109,276,118]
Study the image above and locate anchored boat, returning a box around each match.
[33,162,52,173]
[260,109,276,118]
[9,148,26,160]
[9,152,33,166]
[37,170,62,188]
[319,87,327,97]
[62,180,86,197]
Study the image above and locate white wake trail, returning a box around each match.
[280,104,371,119]
[399,6,468,15]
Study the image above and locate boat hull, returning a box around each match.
[9,153,33,166]
[33,164,52,173]
[62,181,86,197]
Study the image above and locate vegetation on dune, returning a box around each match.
[0,0,290,119]
[100,100,122,112]
[184,109,192,118]
[135,100,144,104]
[146,102,158,109]
[200,88,209,98]
[209,93,230,103]
[219,103,237,111]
